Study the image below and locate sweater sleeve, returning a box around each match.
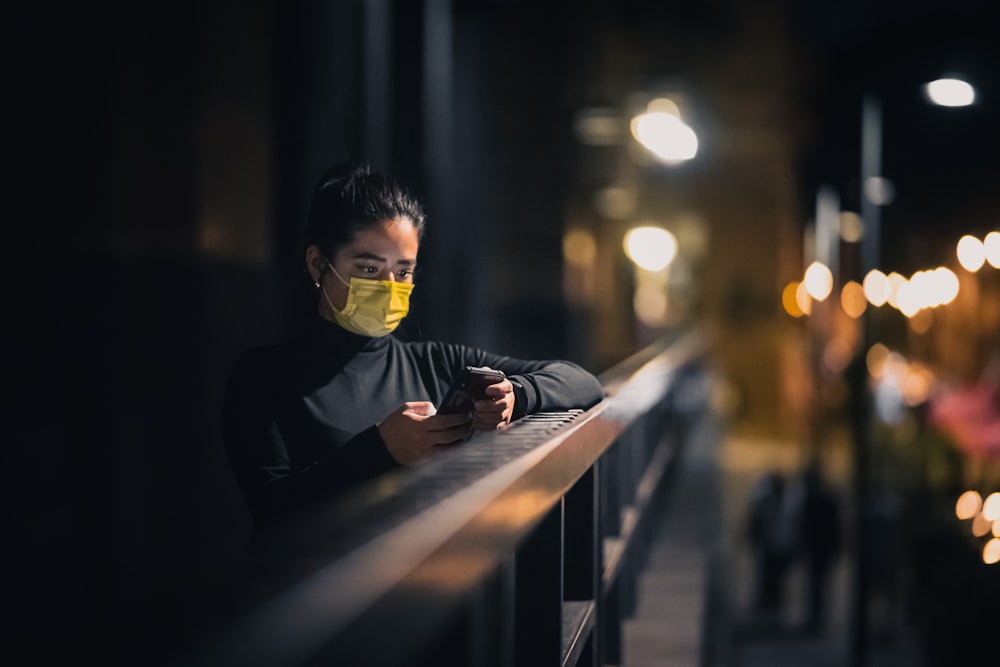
[222,350,400,524]
[503,361,605,419]
[444,346,605,420]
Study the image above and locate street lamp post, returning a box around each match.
[849,92,882,667]
[849,79,975,667]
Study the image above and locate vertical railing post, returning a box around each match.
[514,503,563,665]
[564,463,601,666]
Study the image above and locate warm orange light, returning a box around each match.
[783,281,805,317]
[901,363,933,406]
[796,281,812,315]
[840,281,867,318]
[984,538,1000,565]
[957,490,983,520]
[866,343,891,379]
[972,512,992,537]
[983,492,1000,521]
[908,309,933,335]
[564,229,597,268]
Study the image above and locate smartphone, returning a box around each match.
[437,366,506,415]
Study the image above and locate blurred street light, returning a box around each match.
[804,261,834,301]
[630,98,698,163]
[957,234,986,271]
[985,231,1000,268]
[925,78,977,107]
[623,226,678,271]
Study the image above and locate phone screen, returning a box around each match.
[437,366,506,415]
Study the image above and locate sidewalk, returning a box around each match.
[619,406,725,667]
[619,418,924,667]
[719,434,922,667]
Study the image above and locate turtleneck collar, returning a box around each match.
[297,314,393,355]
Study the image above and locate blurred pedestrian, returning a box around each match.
[747,471,799,622]
[797,463,842,633]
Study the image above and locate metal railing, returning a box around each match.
[178,329,709,666]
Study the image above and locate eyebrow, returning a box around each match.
[352,251,416,265]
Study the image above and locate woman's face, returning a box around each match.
[309,217,420,314]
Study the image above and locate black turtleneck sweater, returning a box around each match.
[222,317,604,524]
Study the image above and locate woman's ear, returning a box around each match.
[304,245,327,284]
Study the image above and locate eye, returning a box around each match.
[357,264,379,275]
[397,268,413,279]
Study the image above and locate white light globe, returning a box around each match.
[925,78,976,107]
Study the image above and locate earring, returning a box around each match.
[314,280,320,288]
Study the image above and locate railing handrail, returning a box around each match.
[177,327,709,666]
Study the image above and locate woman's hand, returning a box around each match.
[378,401,473,465]
[474,378,515,430]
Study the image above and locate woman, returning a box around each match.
[223,164,603,525]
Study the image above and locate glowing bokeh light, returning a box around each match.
[925,78,976,107]
[795,282,812,315]
[931,266,960,305]
[984,492,1000,521]
[956,490,983,520]
[896,280,921,317]
[633,284,668,326]
[972,512,992,537]
[994,520,1000,538]
[823,337,853,374]
[957,234,986,271]
[624,226,678,271]
[631,107,698,163]
[839,211,863,243]
[563,229,597,268]
[863,176,896,205]
[985,231,1000,269]
[804,261,833,301]
[863,270,891,307]
[984,538,1000,565]
[866,343,891,379]
[783,281,805,317]
[901,363,934,406]
[886,272,906,309]
[841,281,867,318]
[908,309,933,335]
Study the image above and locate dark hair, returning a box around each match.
[304,163,426,258]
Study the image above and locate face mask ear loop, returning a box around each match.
[316,262,346,317]
[319,283,341,317]
[327,262,353,288]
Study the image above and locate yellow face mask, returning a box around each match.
[321,264,414,337]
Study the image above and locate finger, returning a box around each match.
[483,380,512,397]
[425,412,473,431]
[403,401,437,417]
[474,399,504,413]
[432,421,475,445]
